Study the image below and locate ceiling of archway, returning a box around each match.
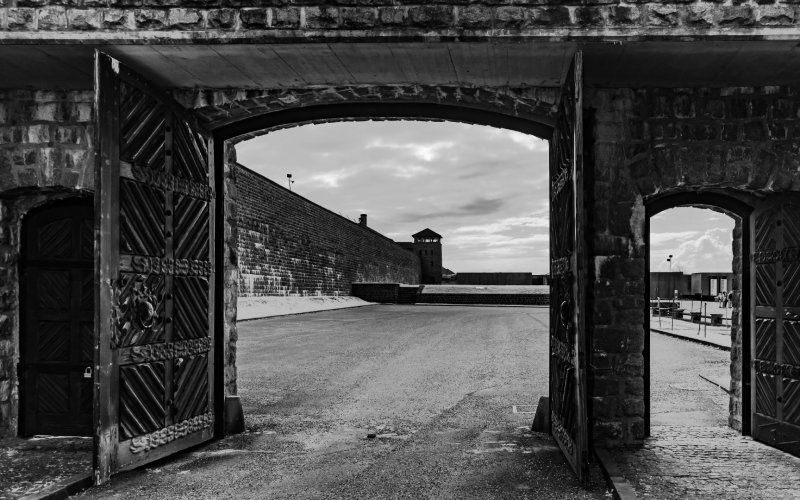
[3,40,800,90]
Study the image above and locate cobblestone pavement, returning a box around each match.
[612,333,800,499]
[616,425,800,499]
[0,436,91,499]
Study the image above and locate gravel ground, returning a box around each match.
[0,436,91,499]
[76,305,608,499]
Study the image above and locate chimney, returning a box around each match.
[359,214,367,227]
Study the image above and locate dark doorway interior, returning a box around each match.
[20,197,94,436]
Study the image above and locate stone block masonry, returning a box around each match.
[588,85,800,446]
[236,163,419,298]
[2,2,799,39]
[0,89,94,436]
[0,90,94,192]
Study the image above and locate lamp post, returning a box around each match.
[667,255,674,328]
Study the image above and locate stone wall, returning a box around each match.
[588,85,800,445]
[236,163,420,298]
[0,89,94,436]
[1,2,796,38]
[178,85,559,136]
[417,293,549,306]
[0,90,94,192]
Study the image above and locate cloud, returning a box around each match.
[454,214,549,234]
[309,169,356,188]
[651,227,732,273]
[504,130,549,152]
[391,164,433,179]
[459,197,505,215]
[366,139,455,162]
[400,196,507,222]
[650,231,701,246]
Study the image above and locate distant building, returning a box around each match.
[649,271,734,299]
[456,272,536,286]
[398,228,443,284]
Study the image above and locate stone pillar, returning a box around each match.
[729,217,744,431]
[587,88,646,446]
[222,141,243,433]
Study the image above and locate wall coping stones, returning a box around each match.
[2,4,800,40]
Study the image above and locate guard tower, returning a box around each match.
[412,228,443,284]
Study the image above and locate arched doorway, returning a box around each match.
[19,197,94,436]
[644,191,753,437]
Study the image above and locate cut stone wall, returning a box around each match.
[236,163,420,298]
[1,3,797,38]
[588,85,800,446]
[730,217,744,432]
[0,89,94,436]
[177,85,559,136]
[0,90,94,193]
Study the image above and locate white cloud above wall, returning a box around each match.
[649,207,735,274]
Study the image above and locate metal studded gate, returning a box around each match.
[94,52,216,483]
[549,52,590,480]
[750,194,800,457]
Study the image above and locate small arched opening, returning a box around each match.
[644,191,754,438]
[19,196,95,437]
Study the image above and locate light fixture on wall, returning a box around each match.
[287,173,294,191]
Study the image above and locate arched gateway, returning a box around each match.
[2,3,800,486]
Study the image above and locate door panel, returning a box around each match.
[549,51,590,480]
[94,52,216,483]
[750,194,800,457]
[21,199,94,437]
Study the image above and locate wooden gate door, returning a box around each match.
[20,199,94,436]
[549,51,590,480]
[94,52,216,483]
[751,194,800,457]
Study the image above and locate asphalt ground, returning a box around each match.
[76,305,609,499]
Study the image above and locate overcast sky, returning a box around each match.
[237,121,733,274]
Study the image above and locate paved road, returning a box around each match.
[77,305,607,499]
[649,331,730,427]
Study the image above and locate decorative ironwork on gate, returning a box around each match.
[548,52,590,480]
[751,196,800,458]
[94,52,216,483]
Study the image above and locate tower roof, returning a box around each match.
[412,228,442,239]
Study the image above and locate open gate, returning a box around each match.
[549,51,590,480]
[750,194,800,457]
[93,52,216,483]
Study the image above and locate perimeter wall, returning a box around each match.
[235,163,420,298]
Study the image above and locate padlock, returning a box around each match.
[83,366,93,379]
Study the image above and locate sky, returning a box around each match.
[649,207,735,273]
[236,121,733,274]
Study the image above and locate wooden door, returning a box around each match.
[750,194,800,457]
[94,52,216,483]
[20,199,94,436]
[549,51,590,480]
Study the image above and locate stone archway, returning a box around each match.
[210,97,558,431]
[644,191,755,436]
